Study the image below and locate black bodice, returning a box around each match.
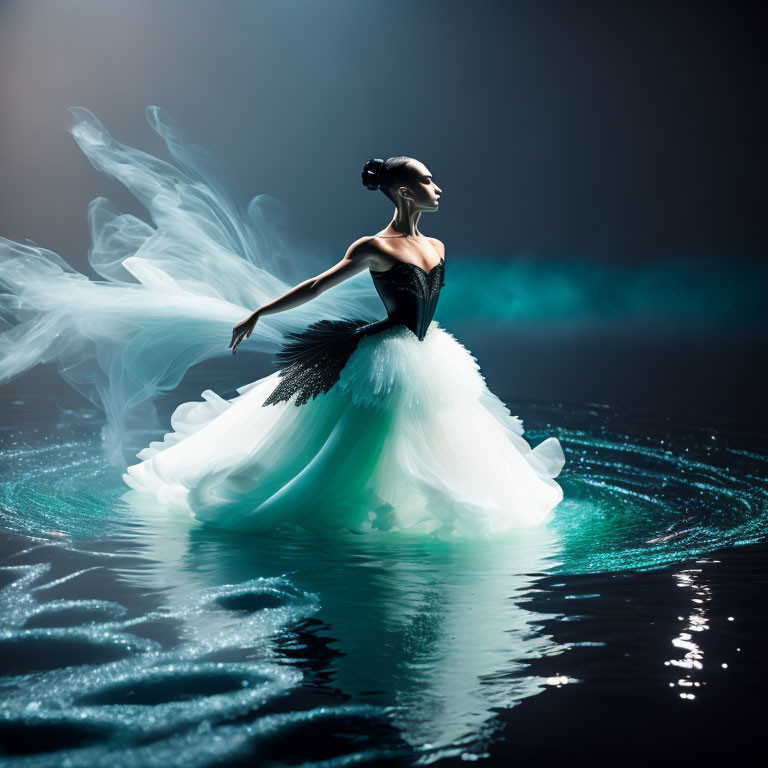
[369,257,446,342]
[262,258,446,407]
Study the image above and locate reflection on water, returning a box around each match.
[0,399,766,765]
[666,566,711,699]
[123,500,565,753]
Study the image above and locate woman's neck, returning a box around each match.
[386,204,422,237]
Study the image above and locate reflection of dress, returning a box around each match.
[124,255,566,537]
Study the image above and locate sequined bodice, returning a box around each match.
[369,258,445,341]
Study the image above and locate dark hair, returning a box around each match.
[361,156,414,192]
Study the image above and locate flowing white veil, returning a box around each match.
[0,106,379,466]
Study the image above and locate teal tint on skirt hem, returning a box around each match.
[124,321,566,538]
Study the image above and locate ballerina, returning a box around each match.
[123,156,566,536]
[0,107,565,538]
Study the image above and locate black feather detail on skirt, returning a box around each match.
[262,317,395,407]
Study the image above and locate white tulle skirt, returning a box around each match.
[123,320,566,538]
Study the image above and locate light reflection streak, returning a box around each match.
[665,567,712,699]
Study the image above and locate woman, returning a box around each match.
[0,108,564,537]
[123,156,566,536]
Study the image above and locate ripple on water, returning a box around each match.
[0,551,399,766]
[0,402,766,765]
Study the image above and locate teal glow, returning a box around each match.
[437,254,768,325]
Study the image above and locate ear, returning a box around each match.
[397,186,413,201]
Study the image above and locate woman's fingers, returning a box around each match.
[230,316,256,352]
[230,322,246,348]
[230,327,244,352]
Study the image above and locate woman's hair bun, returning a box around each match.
[362,157,385,190]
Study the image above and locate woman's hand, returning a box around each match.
[229,311,260,354]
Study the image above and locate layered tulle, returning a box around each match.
[124,321,566,537]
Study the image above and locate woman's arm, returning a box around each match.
[229,237,376,352]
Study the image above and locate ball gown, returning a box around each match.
[123,254,566,537]
[0,106,565,538]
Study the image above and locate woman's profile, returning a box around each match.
[0,109,565,537]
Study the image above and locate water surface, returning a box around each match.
[0,389,766,766]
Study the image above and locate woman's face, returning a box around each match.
[399,161,442,211]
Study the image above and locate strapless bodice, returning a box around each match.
[369,258,446,341]
[261,257,446,406]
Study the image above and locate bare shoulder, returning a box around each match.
[426,236,445,258]
[345,235,390,270]
[344,236,379,259]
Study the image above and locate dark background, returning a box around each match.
[1,0,766,424]
[0,5,767,763]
